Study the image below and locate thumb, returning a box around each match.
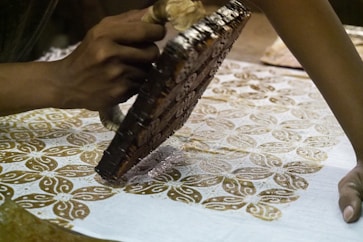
[338,173,363,223]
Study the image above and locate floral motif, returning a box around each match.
[233,153,322,190]
[0,166,14,203]
[0,59,348,228]
[124,168,222,203]
[0,139,81,164]
[14,183,115,220]
[202,178,299,221]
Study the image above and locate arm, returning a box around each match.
[0,61,62,116]
[0,9,165,116]
[248,0,363,222]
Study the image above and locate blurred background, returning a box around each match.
[26,0,363,59]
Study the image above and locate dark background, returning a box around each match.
[31,0,363,59]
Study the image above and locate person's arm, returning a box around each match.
[0,9,165,116]
[0,61,60,116]
[247,0,363,222]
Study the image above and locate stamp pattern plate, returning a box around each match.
[95,0,251,181]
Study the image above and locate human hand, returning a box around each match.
[338,160,363,223]
[50,9,166,111]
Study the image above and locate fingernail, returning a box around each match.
[343,205,354,222]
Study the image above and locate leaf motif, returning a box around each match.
[226,134,256,150]
[250,153,282,167]
[14,193,55,209]
[236,125,270,135]
[202,196,246,210]
[259,142,296,153]
[153,169,181,182]
[246,203,281,221]
[27,121,52,132]
[25,156,58,172]
[250,83,275,93]
[167,186,202,203]
[269,95,296,106]
[257,105,289,114]
[80,150,103,165]
[43,146,82,157]
[9,130,35,141]
[43,110,70,122]
[17,139,45,152]
[239,92,267,100]
[82,123,108,133]
[0,141,16,150]
[199,159,232,174]
[181,174,223,187]
[315,124,344,136]
[205,118,235,131]
[124,181,168,195]
[53,200,90,220]
[259,189,299,204]
[76,110,99,119]
[233,167,272,180]
[218,109,249,119]
[296,147,328,161]
[53,117,83,129]
[0,171,41,184]
[72,186,115,201]
[67,132,97,146]
[280,119,313,130]
[0,184,14,200]
[229,98,256,110]
[273,173,308,190]
[55,165,95,177]
[234,71,258,81]
[222,178,256,197]
[272,130,302,142]
[303,136,339,148]
[291,109,321,120]
[193,103,218,115]
[0,152,28,163]
[40,177,73,194]
[284,161,322,174]
[250,113,278,126]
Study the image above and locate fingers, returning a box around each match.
[119,9,149,22]
[338,166,363,223]
[90,13,166,44]
[55,8,164,111]
[105,63,148,103]
[106,42,161,64]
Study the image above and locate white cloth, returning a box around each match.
[0,58,361,242]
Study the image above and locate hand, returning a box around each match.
[50,9,166,111]
[338,160,363,223]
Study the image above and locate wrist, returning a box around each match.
[0,61,62,115]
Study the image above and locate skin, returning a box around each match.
[0,0,362,223]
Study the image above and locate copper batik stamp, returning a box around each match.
[95,0,251,181]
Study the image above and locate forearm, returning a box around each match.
[249,0,363,157]
[0,61,60,116]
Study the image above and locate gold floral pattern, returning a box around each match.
[0,59,347,229]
